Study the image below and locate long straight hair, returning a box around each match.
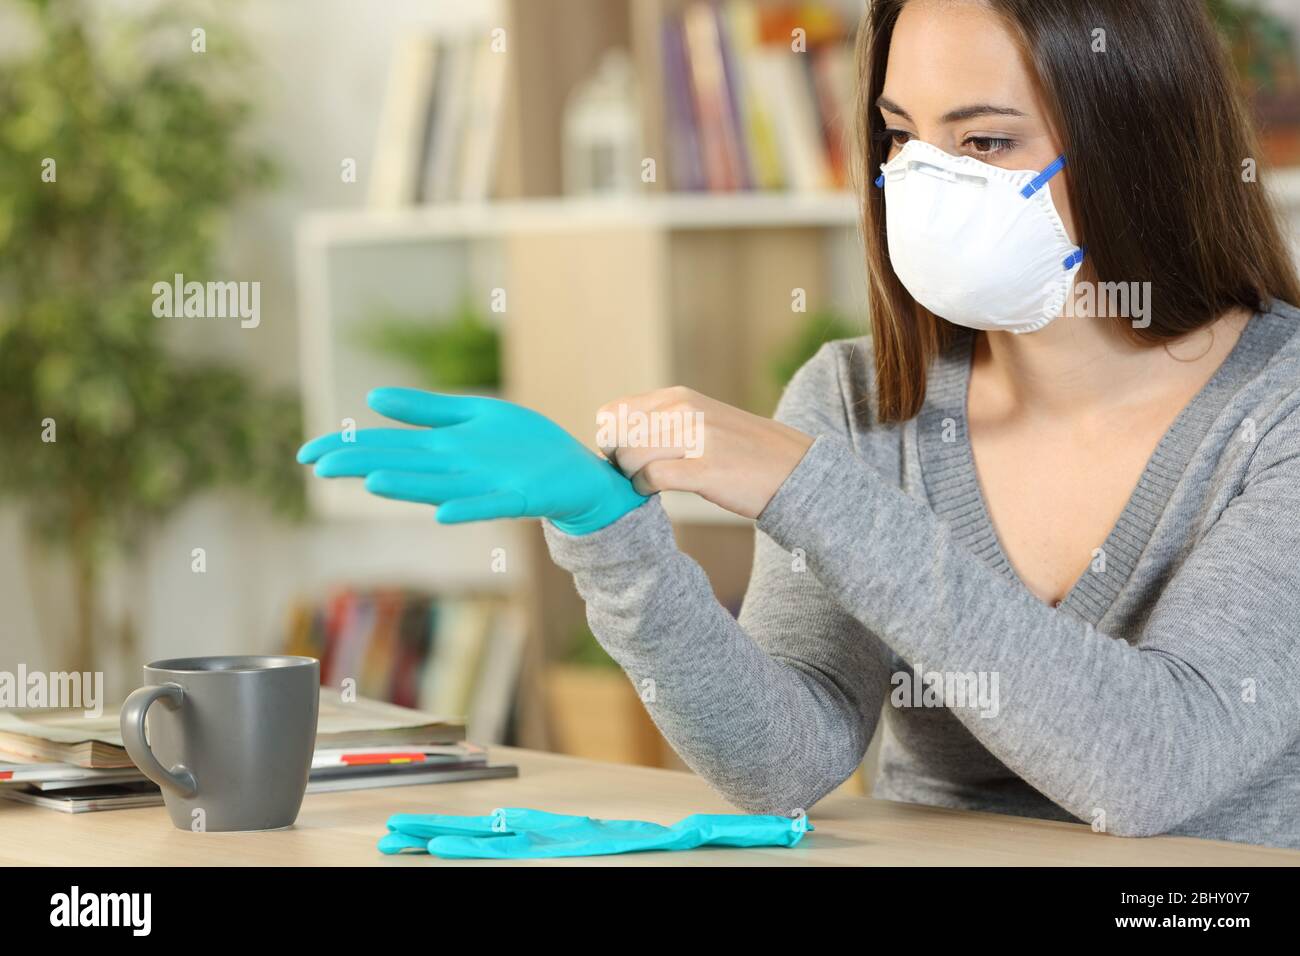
[853,0,1300,422]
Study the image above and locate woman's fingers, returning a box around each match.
[630,457,699,496]
[434,489,529,524]
[609,444,691,481]
[313,446,461,478]
[368,387,482,428]
[596,386,707,475]
[363,470,494,505]
[296,427,429,464]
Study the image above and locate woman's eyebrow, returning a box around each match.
[875,95,1027,124]
[876,95,912,119]
[941,104,1028,122]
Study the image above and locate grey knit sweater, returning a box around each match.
[543,301,1300,847]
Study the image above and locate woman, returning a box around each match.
[300,0,1300,847]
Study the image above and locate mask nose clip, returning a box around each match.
[906,160,988,187]
[876,158,988,189]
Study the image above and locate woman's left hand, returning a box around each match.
[597,386,814,520]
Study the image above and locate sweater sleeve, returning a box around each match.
[542,346,894,815]
[756,414,1300,837]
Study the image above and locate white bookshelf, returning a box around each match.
[299,191,859,247]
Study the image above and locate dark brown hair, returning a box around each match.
[854,0,1300,422]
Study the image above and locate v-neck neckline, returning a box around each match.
[915,308,1294,623]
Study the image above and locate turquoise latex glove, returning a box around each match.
[296,388,648,535]
[376,807,812,859]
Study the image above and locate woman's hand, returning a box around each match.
[597,386,815,519]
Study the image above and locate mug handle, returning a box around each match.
[120,683,198,797]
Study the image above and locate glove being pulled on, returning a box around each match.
[297,388,647,535]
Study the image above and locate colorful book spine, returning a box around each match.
[662,18,707,191]
[664,1,853,194]
[713,2,755,190]
[283,591,521,745]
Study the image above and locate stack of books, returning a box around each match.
[662,0,856,193]
[284,591,523,747]
[368,31,508,207]
[0,690,516,813]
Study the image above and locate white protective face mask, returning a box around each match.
[876,139,1086,334]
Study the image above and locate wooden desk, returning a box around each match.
[1,747,1295,866]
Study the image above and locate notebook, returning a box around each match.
[0,689,465,768]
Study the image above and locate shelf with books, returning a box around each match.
[367,0,865,205]
[367,3,509,207]
[283,589,526,746]
[650,0,859,194]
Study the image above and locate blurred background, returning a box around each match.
[1,0,1298,789]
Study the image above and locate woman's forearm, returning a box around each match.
[543,497,888,815]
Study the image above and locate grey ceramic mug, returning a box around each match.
[120,655,319,832]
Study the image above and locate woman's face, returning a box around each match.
[878,0,1079,244]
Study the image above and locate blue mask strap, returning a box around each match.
[1022,155,1083,271]
[1020,155,1067,198]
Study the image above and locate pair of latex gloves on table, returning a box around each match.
[378,807,811,859]
[297,388,648,534]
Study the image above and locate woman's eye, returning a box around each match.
[875,127,912,149]
[965,136,1015,156]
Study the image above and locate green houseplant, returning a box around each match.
[0,0,304,669]
[356,299,503,392]
[769,307,860,390]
